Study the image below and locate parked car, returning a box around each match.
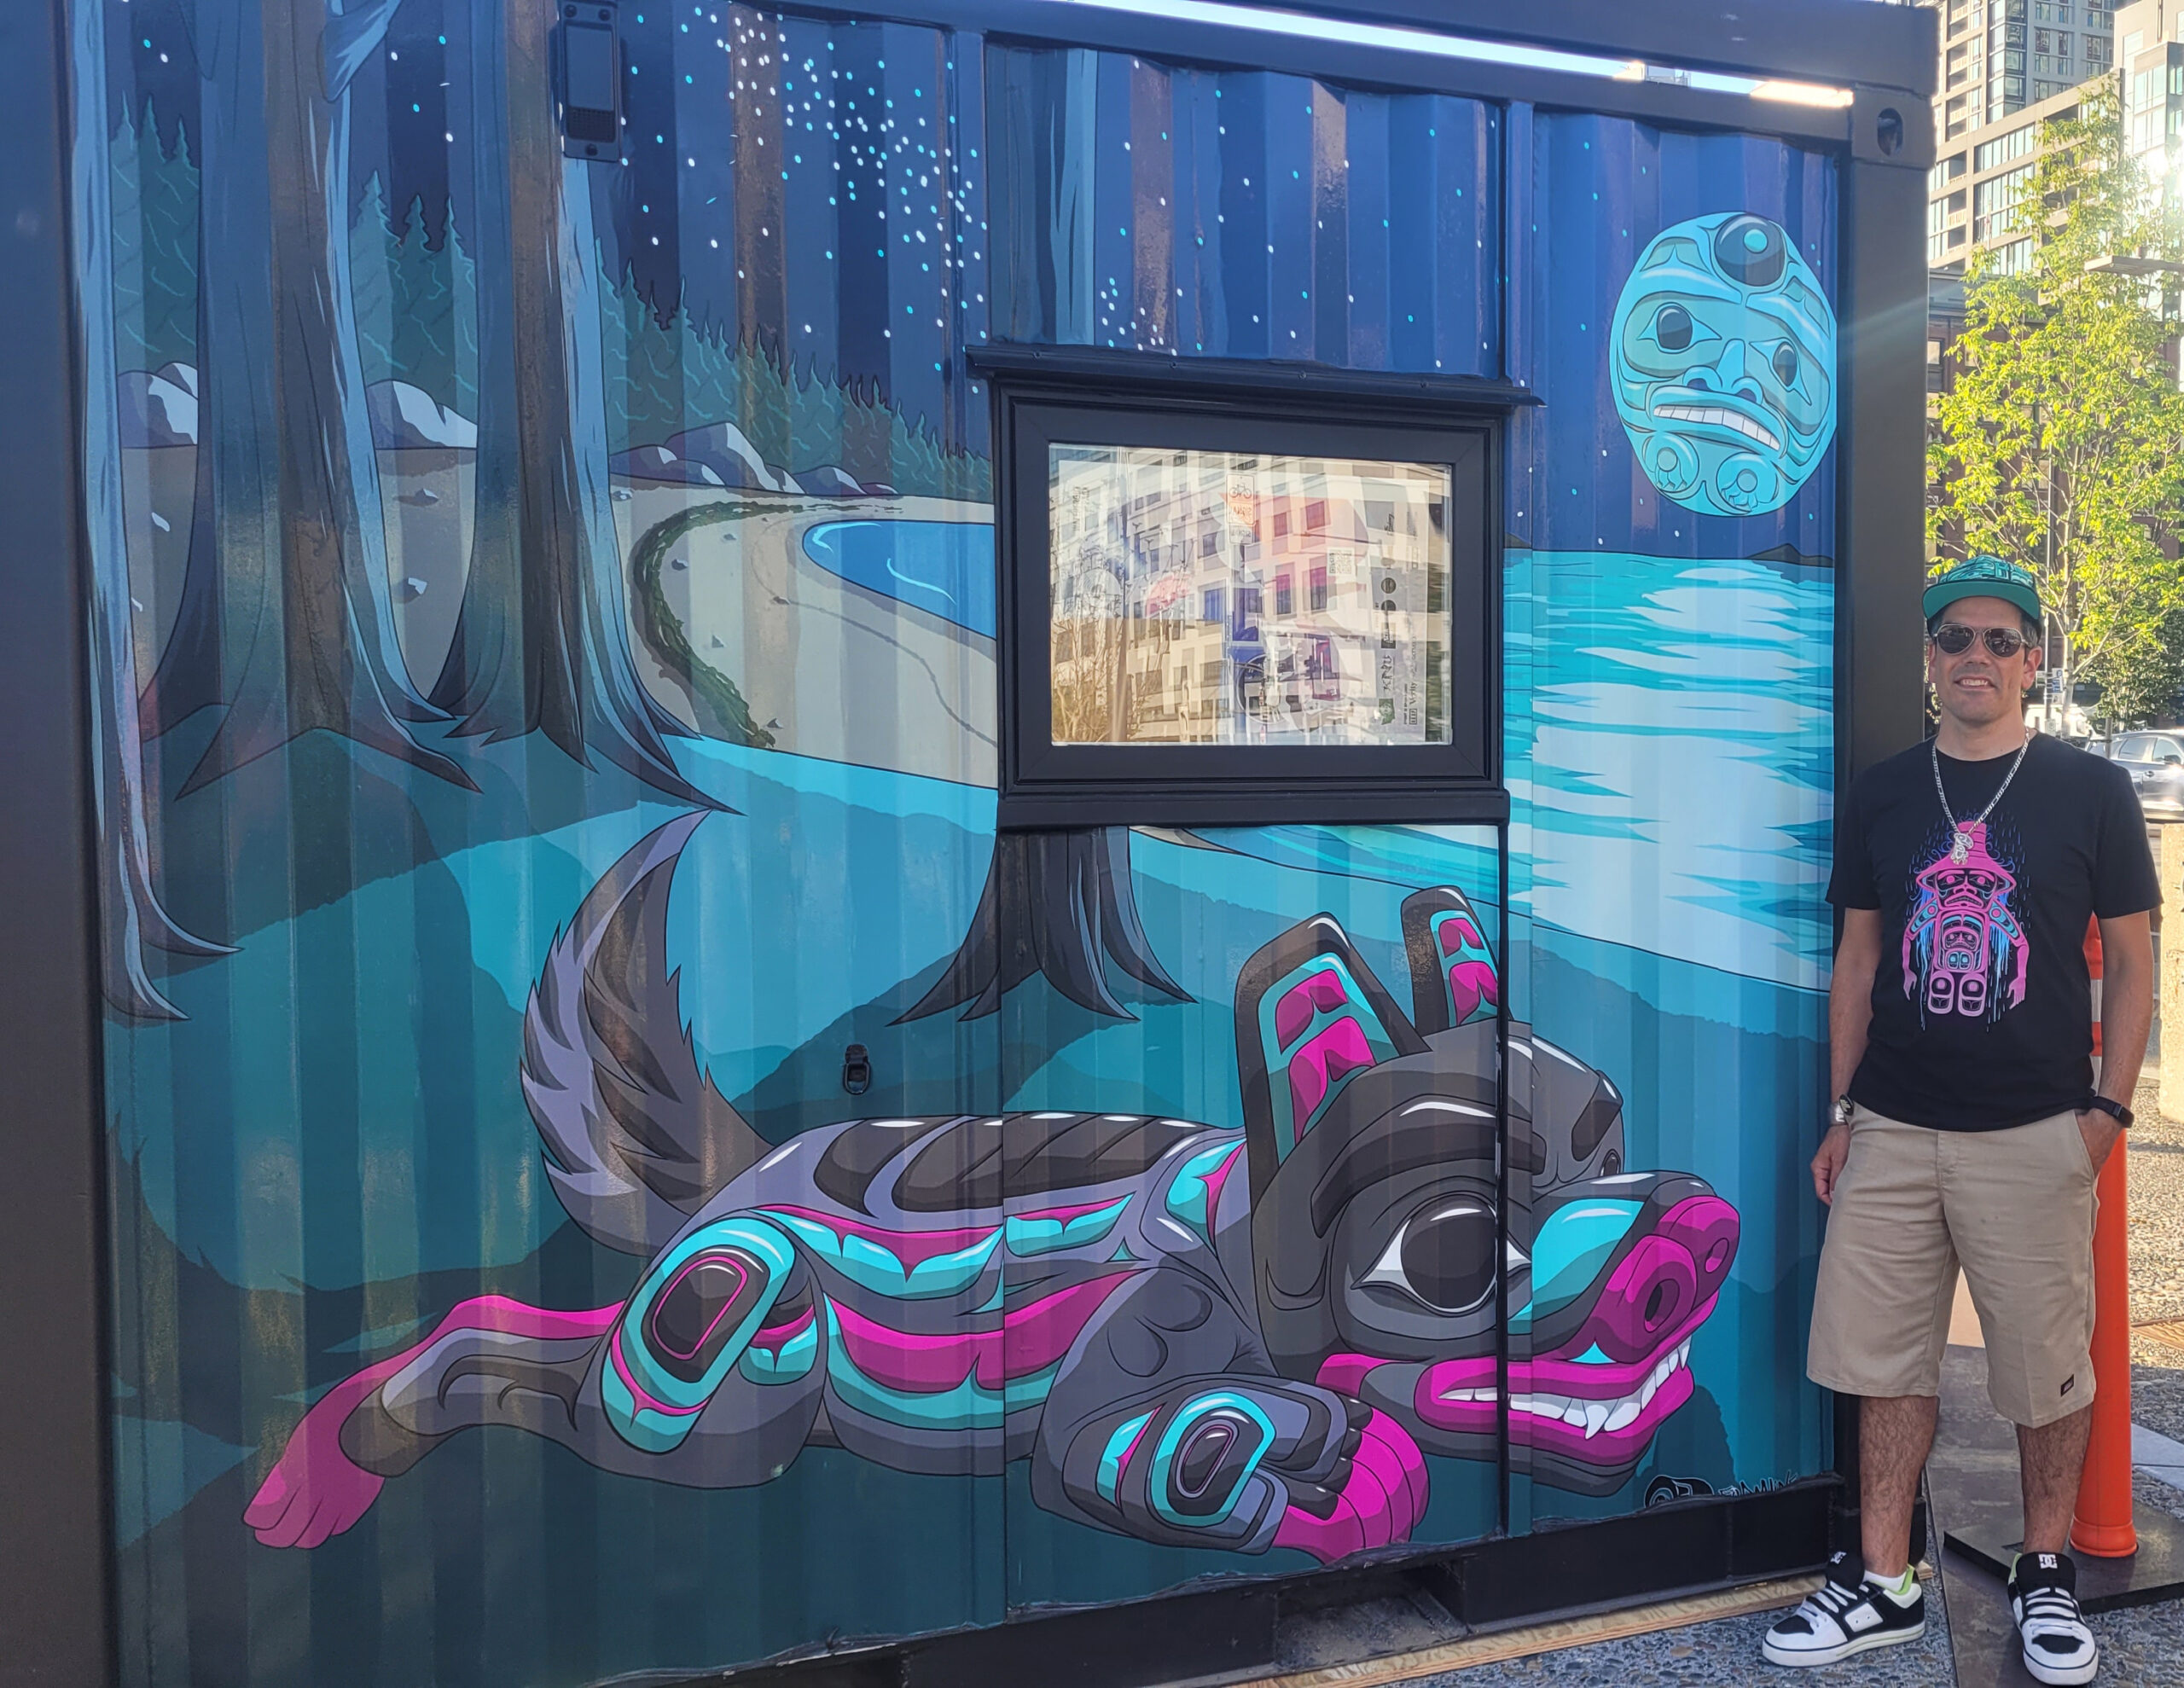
[2109,731,2184,821]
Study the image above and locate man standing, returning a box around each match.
[1761,556,2157,1685]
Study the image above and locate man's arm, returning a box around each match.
[1814,908,1882,1205]
[2082,911,2153,1171]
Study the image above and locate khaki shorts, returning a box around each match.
[1807,1105,2098,1429]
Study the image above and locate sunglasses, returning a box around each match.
[1930,623,2031,658]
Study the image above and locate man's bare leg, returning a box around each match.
[2018,1404,2094,1555]
[1861,1395,1939,1576]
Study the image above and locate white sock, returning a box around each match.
[1865,1563,1919,1606]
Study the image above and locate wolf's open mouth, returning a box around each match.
[1411,1298,1712,1455]
[1439,1337,1693,1439]
[1399,1182,1737,1476]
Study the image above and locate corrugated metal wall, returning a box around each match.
[82,4,1834,1683]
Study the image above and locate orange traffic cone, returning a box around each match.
[2071,916,2136,1558]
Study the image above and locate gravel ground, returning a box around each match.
[2126,1076,2184,1331]
[1420,1575,1953,1685]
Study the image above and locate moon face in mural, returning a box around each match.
[1611,213,1838,518]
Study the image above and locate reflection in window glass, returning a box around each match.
[1048,445,1451,746]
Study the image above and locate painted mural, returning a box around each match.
[80,3,1832,1684]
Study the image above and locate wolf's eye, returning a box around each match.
[1653,304,1693,352]
[1771,342,1800,388]
[1360,1200,1497,1314]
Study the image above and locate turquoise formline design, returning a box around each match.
[1164,1142,1242,1244]
[1096,1411,1156,1505]
[1005,1196,1132,1258]
[1146,1391,1276,1532]
[1258,954,1399,1163]
[762,1209,1002,1300]
[1610,212,1838,518]
[1529,1200,1646,1319]
[1003,1360,1064,1418]
[738,1315,821,1387]
[605,1215,800,1454]
[815,1300,1055,1431]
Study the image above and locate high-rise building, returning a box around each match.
[1922,0,2115,143]
[1925,1,2180,278]
[1923,0,2120,271]
[2113,0,2184,189]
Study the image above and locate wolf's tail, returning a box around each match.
[521,812,771,1255]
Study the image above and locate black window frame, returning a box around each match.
[976,345,1531,829]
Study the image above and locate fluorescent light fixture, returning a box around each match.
[1051,0,1854,113]
[1750,78,1859,108]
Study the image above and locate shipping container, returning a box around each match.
[0,0,1934,1682]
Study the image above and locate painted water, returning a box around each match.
[802,519,1000,638]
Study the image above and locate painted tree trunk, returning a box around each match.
[430,0,714,809]
[70,0,231,1019]
[900,829,1187,1021]
[142,0,465,794]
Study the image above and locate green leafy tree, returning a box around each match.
[1929,84,2184,728]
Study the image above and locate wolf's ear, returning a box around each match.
[1402,888,1501,1035]
[1234,915,1426,1170]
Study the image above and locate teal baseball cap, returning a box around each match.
[1923,554,2043,629]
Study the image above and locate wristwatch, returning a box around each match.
[2083,1096,2135,1129]
[1831,1094,1856,1129]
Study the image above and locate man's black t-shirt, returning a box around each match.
[1827,733,2158,1131]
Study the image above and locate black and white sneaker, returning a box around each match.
[1761,1549,1926,1668]
[2009,1552,2099,1685]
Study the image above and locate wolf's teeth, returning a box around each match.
[1583,1401,1611,1439]
[1606,1401,1641,1432]
[1562,1399,1588,1428]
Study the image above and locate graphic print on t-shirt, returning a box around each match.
[1901,818,2030,1024]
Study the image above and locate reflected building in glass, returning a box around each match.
[1048,447,1449,746]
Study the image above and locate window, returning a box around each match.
[980,349,1504,825]
[2115,734,2149,763]
[1973,164,2034,240]
[1975,124,2036,171]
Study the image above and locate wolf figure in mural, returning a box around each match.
[245,815,1740,1559]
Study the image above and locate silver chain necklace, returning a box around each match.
[1931,733,2032,864]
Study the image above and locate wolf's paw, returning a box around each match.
[1271,1406,1428,1563]
[242,1390,383,1549]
